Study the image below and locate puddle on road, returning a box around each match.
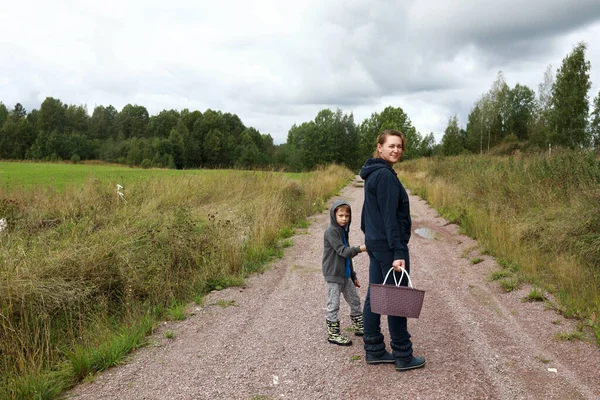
[414,227,441,240]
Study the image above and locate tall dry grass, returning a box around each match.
[398,151,600,339]
[0,165,353,398]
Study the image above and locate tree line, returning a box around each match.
[4,41,597,171]
[0,97,435,171]
[440,42,600,156]
[0,100,279,169]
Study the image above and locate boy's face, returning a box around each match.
[335,208,350,227]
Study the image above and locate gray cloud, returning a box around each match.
[1,0,600,144]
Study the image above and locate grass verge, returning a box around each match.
[0,164,353,398]
[397,151,600,343]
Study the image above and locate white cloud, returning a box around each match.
[1,0,600,144]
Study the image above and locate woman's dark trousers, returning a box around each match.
[362,249,413,360]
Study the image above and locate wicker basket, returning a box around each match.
[370,268,425,318]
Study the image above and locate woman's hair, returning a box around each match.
[373,129,406,158]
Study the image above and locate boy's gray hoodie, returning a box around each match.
[322,199,362,284]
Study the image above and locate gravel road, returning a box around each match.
[69,179,600,400]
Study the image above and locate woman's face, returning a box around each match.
[377,135,404,164]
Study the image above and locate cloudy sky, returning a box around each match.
[2,0,600,144]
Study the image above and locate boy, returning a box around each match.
[322,199,366,346]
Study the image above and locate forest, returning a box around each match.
[1,42,599,172]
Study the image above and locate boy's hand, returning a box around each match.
[359,244,366,252]
[354,279,361,288]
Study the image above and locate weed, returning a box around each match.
[523,286,546,302]
[216,299,237,309]
[498,258,520,273]
[534,355,551,364]
[490,270,511,281]
[295,219,310,229]
[554,331,585,341]
[461,244,480,258]
[252,396,268,400]
[280,239,294,248]
[206,276,245,291]
[552,319,562,325]
[471,257,484,265]
[350,355,361,362]
[164,330,175,339]
[193,295,205,307]
[279,226,295,238]
[499,277,519,292]
[166,303,187,321]
[343,327,355,333]
[589,313,600,345]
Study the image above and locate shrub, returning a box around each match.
[140,159,152,169]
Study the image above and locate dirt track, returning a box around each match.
[70,179,600,399]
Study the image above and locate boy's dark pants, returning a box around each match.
[362,248,413,360]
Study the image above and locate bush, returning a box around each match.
[140,159,152,169]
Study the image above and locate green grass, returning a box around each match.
[280,238,294,248]
[534,355,551,364]
[490,270,512,281]
[471,257,484,264]
[0,314,155,399]
[215,299,237,309]
[0,163,355,398]
[192,295,205,307]
[499,277,520,292]
[164,330,175,339]
[0,161,192,191]
[294,219,311,229]
[523,286,546,302]
[398,151,600,344]
[165,303,187,321]
[279,226,295,238]
[554,331,585,341]
[0,161,307,192]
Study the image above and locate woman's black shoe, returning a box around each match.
[365,351,395,364]
[395,356,425,371]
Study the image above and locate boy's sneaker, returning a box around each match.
[395,356,426,371]
[350,315,364,336]
[326,319,352,346]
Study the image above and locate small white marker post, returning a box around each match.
[116,184,127,204]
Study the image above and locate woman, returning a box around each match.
[360,129,425,371]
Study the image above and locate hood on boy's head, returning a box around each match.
[359,158,396,180]
[329,199,352,231]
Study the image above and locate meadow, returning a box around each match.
[397,150,600,343]
[0,161,354,399]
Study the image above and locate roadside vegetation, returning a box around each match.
[0,163,353,398]
[397,151,600,344]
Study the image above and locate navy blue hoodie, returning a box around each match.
[360,158,411,260]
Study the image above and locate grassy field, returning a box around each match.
[397,150,600,344]
[0,161,311,191]
[0,162,354,399]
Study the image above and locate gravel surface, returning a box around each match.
[69,179,600,400]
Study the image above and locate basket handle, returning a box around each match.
[382,267,414,288]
